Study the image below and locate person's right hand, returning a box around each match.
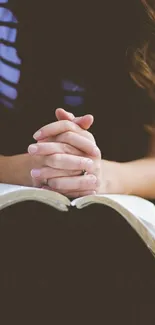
[28,118,100,196]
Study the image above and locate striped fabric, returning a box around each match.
[0,0,21,109]
[0,0,85,110]
[61,79,85,107]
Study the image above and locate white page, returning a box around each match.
[0,183,70,211]
[72,194,155,226]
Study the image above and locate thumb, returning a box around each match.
[56,108,75,121]
[55,108,94,130]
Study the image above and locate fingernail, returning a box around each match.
[31,169,41,178]
[92,146,100,156]
[33,130,42,140]
[86,159,94,169]
[90,175,97,184]
[28,145,38,154]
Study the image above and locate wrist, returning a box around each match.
[99,160,127,194]
[0,155,11,184]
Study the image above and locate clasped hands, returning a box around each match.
[28,108,101,198]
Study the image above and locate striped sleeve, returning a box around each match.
[0,0,21,109]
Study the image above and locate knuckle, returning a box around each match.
[79,176,85,189]
[94,162,101,175]
[95,168,100,178]
[63,143,71,154]
[64,120,71,129]
[64,143,80,156]
[65,131,73,142]
[89,134,95,143]
[55,153,62,161]
[78,157,85,170]
[88,173,100,189]
[44,155,53,167]
[45,154,62,168]
[82,130,96,143]
[96,177,101,188]
[53,154,62,167]
[90,174,97,182]
[64,120,75,131]
[88,175,97,187]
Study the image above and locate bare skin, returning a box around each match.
[1,108,155,199]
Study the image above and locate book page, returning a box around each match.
[72,194,155,254]
[0,183,70,211]
[72,194,155,226]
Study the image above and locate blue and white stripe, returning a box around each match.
[62,79,85,107]
[0,1,85,110]
[0,0,21,109]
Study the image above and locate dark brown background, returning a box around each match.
[1,1,155,323]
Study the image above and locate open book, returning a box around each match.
[0,183,155,255]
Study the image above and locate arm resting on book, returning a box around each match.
[1,154,155,199]
[56,109,155,199]
[1,111,155,199]
[100,158,155,199]
[0,154,41,186]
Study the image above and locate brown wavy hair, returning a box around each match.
[130,0,155,101]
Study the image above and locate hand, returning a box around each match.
[55,108,94,130]
[28,110,101,197]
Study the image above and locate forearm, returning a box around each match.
[0,154,41,186]
[1,153,155,198]
[100,158,155,199]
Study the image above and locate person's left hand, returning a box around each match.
[29,109,101,197]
